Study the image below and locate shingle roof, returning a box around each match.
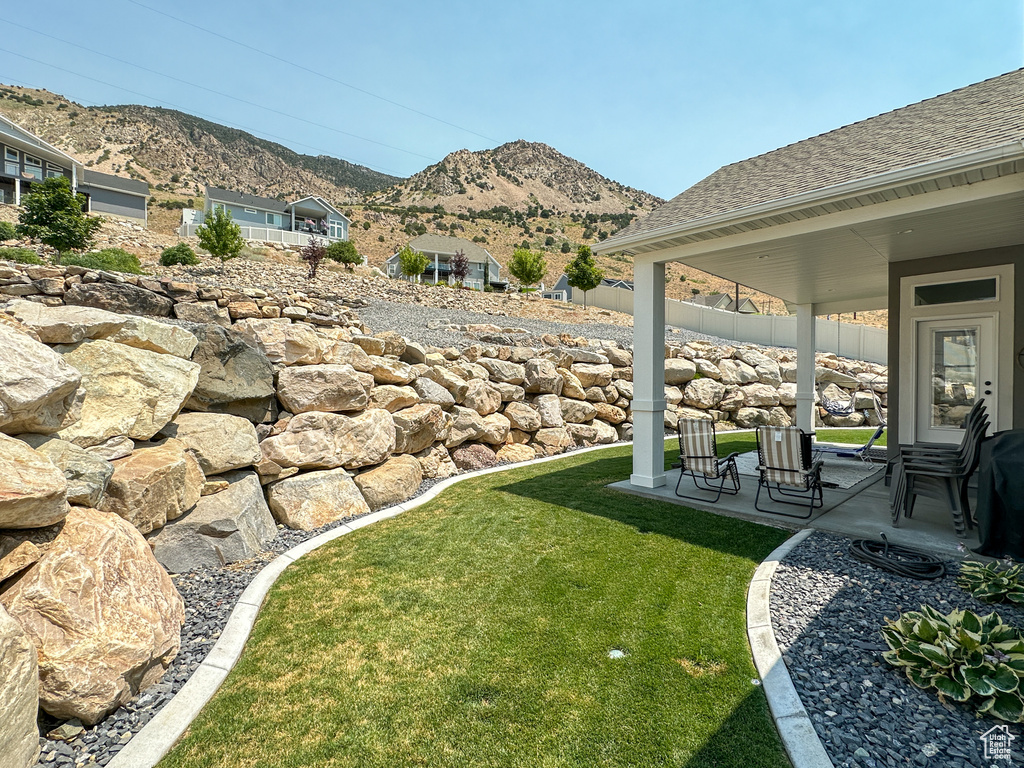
[406,234,493,263]
[614,68,1024,242]
[81,169,149,197]
[205,186,288,213]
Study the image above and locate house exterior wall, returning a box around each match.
[887,244,1024,450]
[80,185,147,221]
[208,200,289,230]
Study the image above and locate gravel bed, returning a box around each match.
[771,532,1024,768]
[355,296,734,351]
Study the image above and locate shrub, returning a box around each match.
[17,176,101,254]
[483,284,493,292]
[959,561,1024,604]
[325,239,361,270]
[560,241,571,254]
[472,235,487,244]
[882,605,1024,722]
[0,246,42,264]
[564,245,603,308]
[300,236,327,279]
[397,245,429,281]
[509,248,546,289]
[0,221,16,241]
[196,207,244,260]
[60,248,142,274]
[159,242,199,267]
[362,221,371,230]
[378,235,385,242]
[449,249,470,287]
[544,236,555,247]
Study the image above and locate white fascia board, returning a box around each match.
[0,112,81,170]
[597,141,1024,255]
[80,181,149,198]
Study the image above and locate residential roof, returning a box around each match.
[205,186,288,213]
[401,233,494,263]
[0,112,81,170]
[81,169,149,197]
[611,68,1024,243]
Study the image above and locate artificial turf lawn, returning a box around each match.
[160,435,792,768]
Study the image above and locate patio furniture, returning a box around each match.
[674,419,741,502]
[754,426,824,518]
[813,423,887,463]
[973,429,1024,558]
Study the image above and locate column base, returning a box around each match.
[629,472,667,489]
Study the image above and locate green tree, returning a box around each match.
[326,239,361,270]
[196,206,244,260]
[16,176,101,254]
[397,245,429,282]
[508,247,546,289]
[565,245,604,308]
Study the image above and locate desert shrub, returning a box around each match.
[560,241,572,253]
[325,240,361,270]
[378,235,385,242]
[0,221,16,241]
[60,248,142,274]
[362,221,371,230]
[0,246,42,264]
[160,242,199,267]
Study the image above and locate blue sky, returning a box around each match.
[3,1,1022,199]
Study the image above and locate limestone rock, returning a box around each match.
[523,359,564,395]
[234,318,322,365]
[478,413,511,445]
[0,507,184,725]
[353,455,422,510]
[477,358,525,385]
[694,359,722,379]
[55,340,200,447]
[156,412,262,475]
[558,368,585,400]
[0,603,40,768]
[778,382,798,407]
[4,299,125,344]
[816,366,859,387]
[105,315,199,358]
[99,439,204,535]
[741,383,781,408]
[18,434,113,508]
[412,376,455,410]
[351,335,386,355]
[422,366,469,403]
[572,362,614,388]
[185,324,276,423]
[683,378,726,410]
[400,340,428,364]
[603,347,632,367]
[444,405,487,449]
[768,406,792,427]
[719,359,758,385]
[503,401,542,432]
[496,444,536,463]
[463,378,502,416]
[370,384,420,413]
[374,331,407,357]
[493,382,526,402]
[267,468,370,530]
[173,300,230,326]
[560,397,597,424]
[319,339,373,371]
[591,419,619,444]
[734,407,771,428]
[533,394,564,428]
[85,436,134,461]
[593,402,627,425]
[414,445,458,479]
[0,540,41,583]
[393,403,450,454]
[147,471,276,573]
[450,443,498,471]
[530,427,573,456]
[277,364,373,414]
[0,433,68,529]
[64,282,174,317]
[0,323,82,435]
[260,408,396,470]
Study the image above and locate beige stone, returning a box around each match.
[353,455,422,510]
[683,378,726,410]
[477,357,525,385]
[0,507,184,725]
[496,443,536,463]
[593,402,627,424]
[450,443,498,471]
[571,362,614,388]
[718,359,758,385]
[0,323,82,435]
[4,299,125,344]
[268,468,370,530]
[444,405,487,449]
[533,394,564,428]
[106,315,199,358]
[414,445,458,479]
[503,401,542,432]
[367,355,416,385]
[260,409,396,469]
[0,603,39,768]
[741,383,781,408]
[422,366,469,402]
[276,364,373,414]
[0,540,41,583]
[370,384,420,412]
[557,367,585,399]
[393,403,450,454]
[0,433,68,529]
[319,339,373,372]
[560,397,597,424]
[373,331,407,357]
[664,358,697,386]
[530,427,573,456]
[351,335,386,355]
[233,318,323,365]
[463,378,502,416]
[18,434,114,508]
[156,412,262,475]
[478,413,511,445]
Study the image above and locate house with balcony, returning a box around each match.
[178,186,350,247]
[385,234,503,290]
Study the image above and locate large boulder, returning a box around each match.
[276,364,373,414]
[421,366,469,403]
[533,394,564,428]
[4,299,125,343]
[353,455,422,509]
[148,470,277,572]
[477,358,525,385]
[530,426,573,456]
[0,433,68,529]
[412,376,455,410]
[393,404,450,455]
[369,385,420,413]
[741,383,781,408]
[718,359,759,385]
[477,413,511,445]
[54,340,200,447]
[558,368,586,400]
[105,315,199,358]
[233,318,322,365]
[683,378,726,410]
[593,402,627,425]
[444,405,487,449]
[450,443,498,471]
[0,323,82,435]
[0,507,184,725]
[64,281,174,316]
[267,468,370,530]
[186,324,277,423]
[260,409,396,470]
[319,340,373,371]
[664,358,697,386]
[0,603,38,768]
[18,434,113,508]
[414,445,458,479]
[156,412,262,475]
[462,378,502,416]
[173,300,230,327]
[503,401,542,432]
[734,407,771,428]
[496,443,536,463]
[560,397,597,424]
[367,356,416,385]
[572,363,614,388]
[98,439,204,535]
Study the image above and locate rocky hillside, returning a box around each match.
[368,140,663,215]
[0,85,398,201]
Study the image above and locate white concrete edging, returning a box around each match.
[108,440,639,768]
[747,528,835,768]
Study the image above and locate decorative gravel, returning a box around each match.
[771,532,1024,768]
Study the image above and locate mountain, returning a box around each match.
[0,85,398,200]
[369,140,663,215]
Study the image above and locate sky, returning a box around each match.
[3,1,1022,200]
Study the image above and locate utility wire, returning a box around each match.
[124,0,499,144]
[6,20,439,164]
[0,46,407,177]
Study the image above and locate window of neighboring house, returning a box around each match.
[267,212,283,227]
[387,263,397,277]
[46,163,63,179]
[329,219,346,239]
[244,208,258,215]
[211,202,226,214]
[23,155,42,180]
[4,147,18,177]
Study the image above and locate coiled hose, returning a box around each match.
[849,534,946,580]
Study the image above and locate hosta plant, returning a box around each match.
[958,560,1024,604]
[881,605,1024,722]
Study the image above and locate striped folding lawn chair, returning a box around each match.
[674,418,741,502]
[755,426,824,518]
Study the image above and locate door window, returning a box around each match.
[927,328,978,429]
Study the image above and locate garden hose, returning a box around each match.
[849,534,946,580]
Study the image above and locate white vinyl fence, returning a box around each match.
[572,284,887,364]
[177,222,336,248]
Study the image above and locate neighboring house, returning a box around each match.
[78,169,149,223]
[0,113,148,221]
[178,186,350,247]
[596,68,1024,492]
[386,234,502,290]
[689,293,759,313]
[542,275,633,302]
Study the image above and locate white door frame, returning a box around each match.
[899,264,1014,444]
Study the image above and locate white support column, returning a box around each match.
[434,254,439,285]
[631,259,666,488]
[795,303,817,434]
[14,178,20,206]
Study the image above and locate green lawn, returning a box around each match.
[161,435,791,768]
[815,426,887,447]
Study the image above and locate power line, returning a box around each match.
[0,46,408,177]
[6,19,440,164]
[124,0,500,144]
